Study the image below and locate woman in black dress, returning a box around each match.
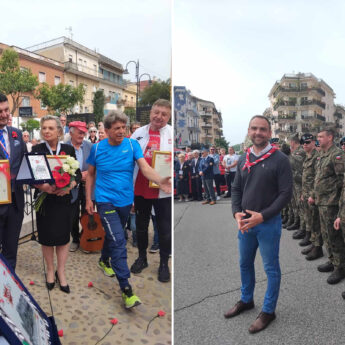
[32,115,81,293]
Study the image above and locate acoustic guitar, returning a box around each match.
[80,212,105,253]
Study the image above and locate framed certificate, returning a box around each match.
[0,254,61,345]
[16,153,54,185]
[0,160,11,205]
[149,151,171,188]
[46,155,69,172]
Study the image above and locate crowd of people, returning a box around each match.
[174,145,240,204]
[0,94,172,310]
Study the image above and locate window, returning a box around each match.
[22,96,30,106]
[54,76,61,85]
[301,82,308,89]
[40,100,47,110]
[78,58,82,65]
[93,64,97,71]
[39,72,46,83]
[69,80,74,86]
[20,66,28,72]
[84,60,87,66]
[68,54,73,62]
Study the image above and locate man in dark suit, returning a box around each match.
[0,93,26,270]
[190,150,203,201]
[66,121,93,252]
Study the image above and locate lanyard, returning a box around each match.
[44,141,62,155]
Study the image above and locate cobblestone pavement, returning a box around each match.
[16,229,171,345]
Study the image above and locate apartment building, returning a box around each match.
[197,99,223,146]
[174,86,200,148]
[0,43,64,118]
[27,37,126,114]
[268,73,345,140]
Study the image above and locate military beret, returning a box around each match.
[300,133,315,144]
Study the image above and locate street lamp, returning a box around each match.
[124,60,151,122]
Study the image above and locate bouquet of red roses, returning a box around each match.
[34,156,80,212]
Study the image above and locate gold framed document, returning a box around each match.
[0,160,11,204]
[46,155,70,171]
[149,151,171,188]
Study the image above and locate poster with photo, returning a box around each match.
[0,255,60,345]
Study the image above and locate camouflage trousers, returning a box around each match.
[318,206,345,269]
[304,203,323,247]
[293,184,304,228]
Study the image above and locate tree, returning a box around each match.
[93,90,105,124]
[214,137,230,150]
[139,79,171,106]
[36,83,85,115]
[0,49,38,114]
[20,119,40,136]
[124,107,136,123]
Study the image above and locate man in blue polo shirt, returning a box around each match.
[85,110,170,309]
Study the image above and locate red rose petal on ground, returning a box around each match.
[29,281,34,285]
[158,310,166,317]
[58,329,63,337]
[111,318,118,325]
[88,282,93,287]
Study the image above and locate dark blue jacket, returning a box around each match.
[0,126,26,212]
[201,156,214,179]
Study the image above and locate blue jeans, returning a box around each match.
[130,212,137,243]
[97,202,132,290]
[238,214,282,314]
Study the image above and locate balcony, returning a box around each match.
[335,112,343,119]
[301,114,325,122]
[187,125,201,132]
[277,114,296,120]
[273,85,326,97]
[199,110,212,117]
[201,122,212,128]
[64,61,125,88]
[300,99,326,109]
[273,100,297,110]
[336,123,343,129]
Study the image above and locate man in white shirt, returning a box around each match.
[223,147,239,198]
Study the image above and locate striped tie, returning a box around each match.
[0,129,9,159]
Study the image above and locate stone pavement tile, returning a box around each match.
[16,235,171,345]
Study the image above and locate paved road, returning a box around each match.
[174,198,345,345]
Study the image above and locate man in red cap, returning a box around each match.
[66,121,94,253]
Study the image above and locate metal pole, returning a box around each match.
[136,60,140,122]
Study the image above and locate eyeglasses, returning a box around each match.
[303,141,311,145]
[341,143,345,146]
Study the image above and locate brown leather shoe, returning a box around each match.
[202,200,210,205]
[248,312,276,334]
[209,201,216,205]
[224,300,254,318]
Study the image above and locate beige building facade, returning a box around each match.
[27,37,127,114]
[268,73,345,140]
[197,99,223,146]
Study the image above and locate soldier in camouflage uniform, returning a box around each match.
[312,127,345,284]
[299,134,323,260]
[287,136,306,238]
[333,137,345,298]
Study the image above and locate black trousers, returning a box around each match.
[214,174,221,196]
[226,172,236,197]
[134,196,171,262]
[0,202,24,270]
[71,186,86,243]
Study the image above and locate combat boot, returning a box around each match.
[305,246,323,260]
[281,215,288,225]
[283,217,294,229]
[292,229,305,240]
[299,232,311,246]
[301,244,314,255]
[317,261,334,272]
[342,291,345,300]
[286,219,300,231]
[327,267,345,284]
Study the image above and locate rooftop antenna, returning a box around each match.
[65,26,73,40]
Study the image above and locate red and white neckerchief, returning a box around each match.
[242,146,278,172]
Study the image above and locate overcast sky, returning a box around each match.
[173,0,345,144]
[1,0,171,82]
